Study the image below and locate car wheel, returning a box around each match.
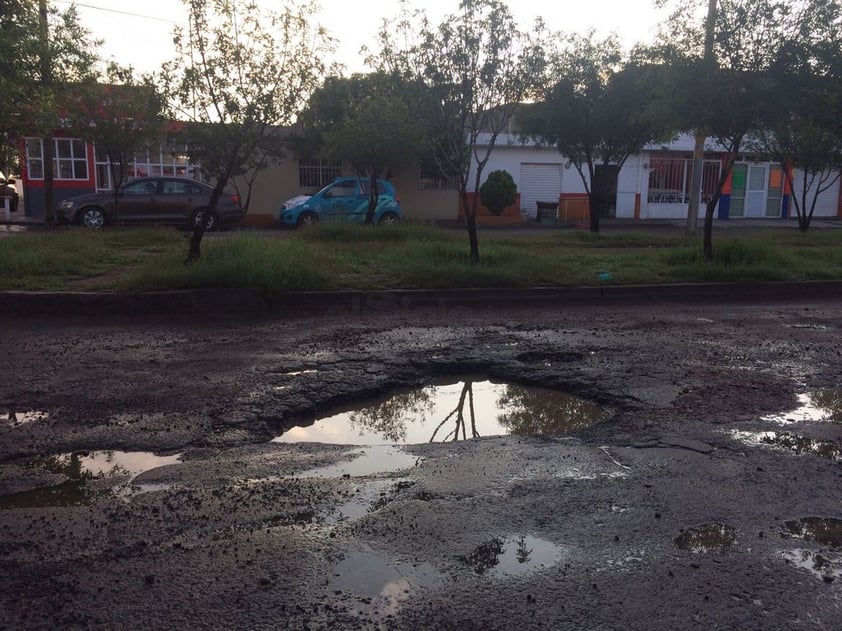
[79,207,106,228]
[297,212,319,228]
[378,212,400,225]
[192,209,217,231]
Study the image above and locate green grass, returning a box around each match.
[1,223,840,294]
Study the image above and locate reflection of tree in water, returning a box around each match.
[813,390,842,422]
[429,382,478,442]
[515,535,532,564]
[497,385,606,436]
[1,452,113,509]
[457,537,504,574]
[348,388,436,443]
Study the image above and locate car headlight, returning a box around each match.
[58,200,75,209]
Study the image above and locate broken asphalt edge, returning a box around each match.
[1,280,841,316]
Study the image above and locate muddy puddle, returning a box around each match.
[0,450,182,509]
[674,524,737,553]
[783,517,842,547]
[1,410,49,427]
[780,549,842,583]
[275,379,608,446]
[294,445,420,478]
[729,430,842,462]
[327,551,441,619]
[457,534,565,578]
[764,391,842,424]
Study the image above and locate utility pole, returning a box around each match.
[39,0,55,222]
[685,0,717,235]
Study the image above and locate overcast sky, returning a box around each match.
[62,0,669,75]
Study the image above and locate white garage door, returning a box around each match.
[520,163,563,219]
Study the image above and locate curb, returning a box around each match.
[1,281,841,316]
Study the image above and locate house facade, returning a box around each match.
[15,131,842,225]
[475,132,842,223]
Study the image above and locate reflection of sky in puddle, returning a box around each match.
[328,479,396,523]
[327,552,440,618]
[764,392,842,425]
[0,451,182,509]
[780,549,842,583]
[274,380,608,446]
[294,446,419,478]
[674,524,737,553]
[1,410,49,427]
[458,535,564,578]
[729,430,842,461]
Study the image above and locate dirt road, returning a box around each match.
[1,294,841,629]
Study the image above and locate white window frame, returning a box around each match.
[25,137,89,181]
[298,158,341,188]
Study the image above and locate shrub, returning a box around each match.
[479,170,517,215]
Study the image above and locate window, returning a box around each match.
[129,143,197,179]
[162,179,201,195]
[299,158,341,188]
[648,156,720,204]
[123,180,157,196]
[25,138,89,181]
[419,164,456,191]
[324,181,357,198]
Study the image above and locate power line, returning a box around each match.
[54,1,178,24]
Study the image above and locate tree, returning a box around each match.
[372,0,545,263]
[298,73,422,224]
[750,0,842,232]
[160,0,333,261]
[519,32,672,233]
[654,0,802,259]
[0,0,100,219]
[68,64,164,224]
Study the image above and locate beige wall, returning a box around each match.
[237,159,459,226]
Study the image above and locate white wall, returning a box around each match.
[790,170,841,218]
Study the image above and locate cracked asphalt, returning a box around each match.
[1,291,842,630]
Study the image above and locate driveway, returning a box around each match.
[1,294,841,629]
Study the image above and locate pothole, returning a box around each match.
[674,524,737,553]
[783,517,842,547]
[780,549,842,583]
[729,430,842,462]
[327,552,441,619]
[274,379,608,445]
[292,446,420,478]
[764,391,842,424]
[0,450,183,509]
[456,534,565,578]
[1,410,49,427]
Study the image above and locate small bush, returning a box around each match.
[479,170,517,216]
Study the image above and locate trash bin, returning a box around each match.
[536,201,559,223]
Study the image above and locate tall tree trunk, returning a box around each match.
[364,172,377,225]
[186,184,224,262]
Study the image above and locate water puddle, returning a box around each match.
[729,430,842,462]
[674,524,737,553]
[764,391,842,424]
[783,517,842,547]
[293,446,419,478]
[457,534,564,578]
[0,450,182,509]
[780,549,842,583]
[274,379,608,445]
[327,479,396,523]
[327,552,440,618]
[1,410,49,427]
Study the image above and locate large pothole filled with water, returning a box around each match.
[274,378,609,446]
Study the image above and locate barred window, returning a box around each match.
[648,157,720,204]
[299,158,342,188]
[419,165,456,191]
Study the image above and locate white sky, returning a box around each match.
[63,0,669,76]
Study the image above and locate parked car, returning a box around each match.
[0,174,19,213]
[57,177,243,230]
[278,177,402,228]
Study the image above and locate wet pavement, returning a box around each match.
[2,295,842,629]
